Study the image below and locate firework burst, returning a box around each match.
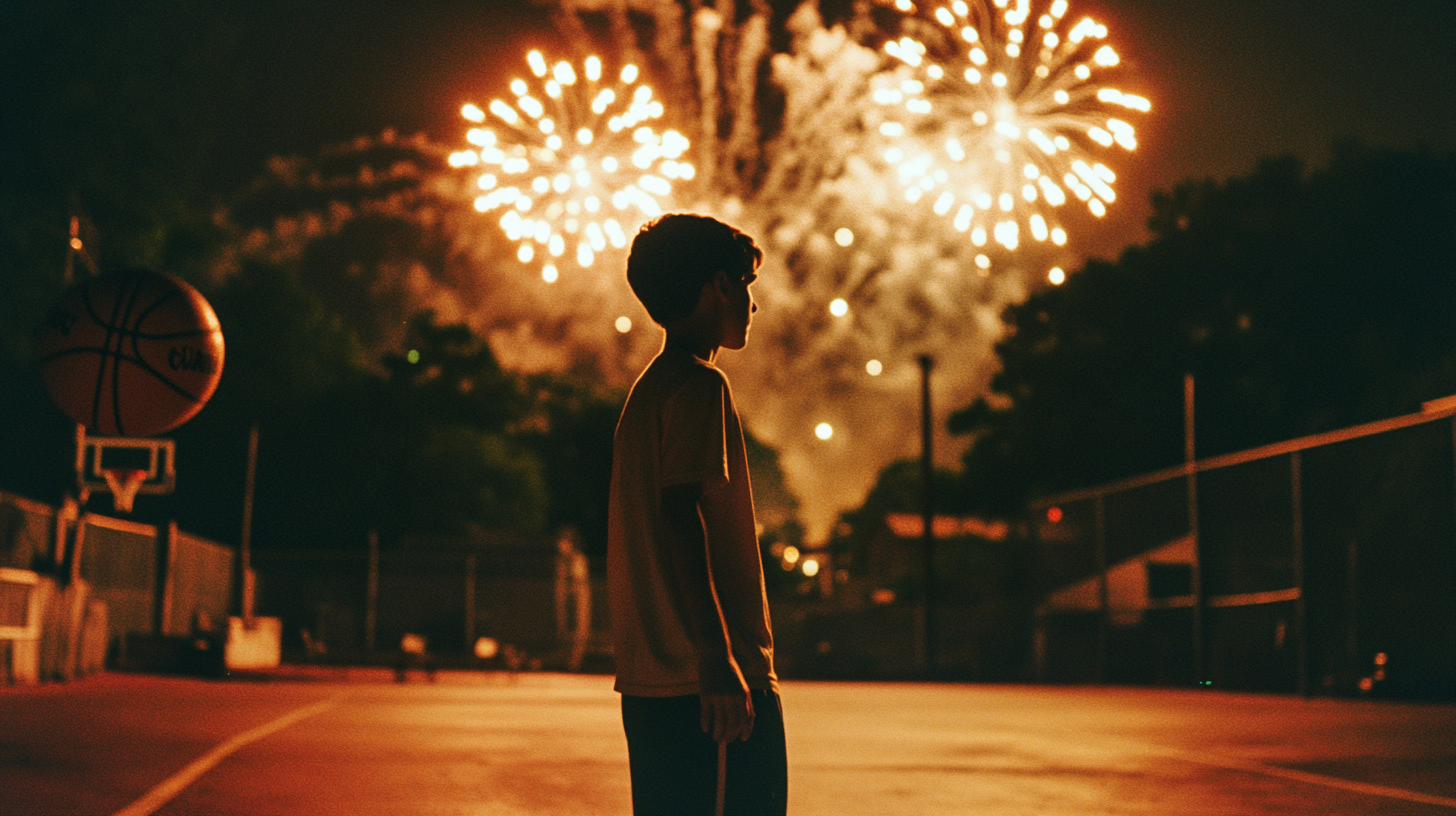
[870,0,1149,271]
[451,50,693,283]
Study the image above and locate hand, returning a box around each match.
[700,689,755,743]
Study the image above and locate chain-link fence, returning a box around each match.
[1030,403,1456,701]
[252,533,605,670]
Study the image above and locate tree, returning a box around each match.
[950,144,1456,515]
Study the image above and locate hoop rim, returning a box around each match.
[101,467,148,513]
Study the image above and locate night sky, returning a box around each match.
[211,0,1456,263]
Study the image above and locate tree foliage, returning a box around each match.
[950,144,1456,515]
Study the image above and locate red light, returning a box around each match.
[1046,507,1063,523]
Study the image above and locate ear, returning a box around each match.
[710,268,733,299]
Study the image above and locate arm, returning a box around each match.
[661,481,755,743]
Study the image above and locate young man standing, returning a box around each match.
[608,214,786,816]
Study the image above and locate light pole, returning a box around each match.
[919,354,936,677]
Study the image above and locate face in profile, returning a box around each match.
[719,270,758,351]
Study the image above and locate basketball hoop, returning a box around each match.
[102,468,148,513]
[75,428,175,513]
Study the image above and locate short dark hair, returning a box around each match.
[626,213,762,326]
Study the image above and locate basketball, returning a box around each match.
[39,269,225,437]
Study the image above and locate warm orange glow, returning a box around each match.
[459,51,689,280]
[870,0,1146,271]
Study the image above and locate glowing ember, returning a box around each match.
[453,51,692,281]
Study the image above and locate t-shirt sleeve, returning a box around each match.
[661,369,730,489]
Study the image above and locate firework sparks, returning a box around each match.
[870,0,1149,269]
[452,50,693,283]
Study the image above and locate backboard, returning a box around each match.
[75,425,175,510]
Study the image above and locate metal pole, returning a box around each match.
[1345,537,1358,687]
[156,521,177,636]
[1094,493,1109,683]
[1185,373,1204,686]
[919,354,936,677]
[366,530,379,654]
[1291,451,1308,697]
[239,425,258,623]
[464,554,477,653]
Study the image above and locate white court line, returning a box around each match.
[1143,743,1456,809]
[113,695,343,816]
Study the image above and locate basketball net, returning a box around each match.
[102,468,148,514]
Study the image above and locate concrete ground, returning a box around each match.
[2,670,1454,815]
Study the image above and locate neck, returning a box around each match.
[663,331,717,363]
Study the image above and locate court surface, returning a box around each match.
[3,670,1454,815]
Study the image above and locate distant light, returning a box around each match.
[615,316,632,333]
[407,349,420,364]
[542,265,558,283]
[69,238,83,251]
[1046,506,1063,523]
[829,298,849,317]
[802,559,820,577]
[834,228,854,247]
[462,103,485,122]
[783,545,801,565]
[474,637,499,659]
[527,50,548,77]
[866,359,883,376]
[1048,267,1066,285]
[815,423,833,440]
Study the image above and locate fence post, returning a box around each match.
[919,354,936,677]
[1094,493,1109,683]
[155,521,177,637]
[238,426,259,623]
[366,531,379,654]
[464,554,477,653]
[1185,374,1204,686]
[1345,536,1359,687]
[1291,452,1308,697]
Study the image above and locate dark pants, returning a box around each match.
[621,690,787,816]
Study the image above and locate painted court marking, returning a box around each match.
[112,695,343,816]
[1142,742,1456,809]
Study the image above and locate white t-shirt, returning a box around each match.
[608,346,777,697]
